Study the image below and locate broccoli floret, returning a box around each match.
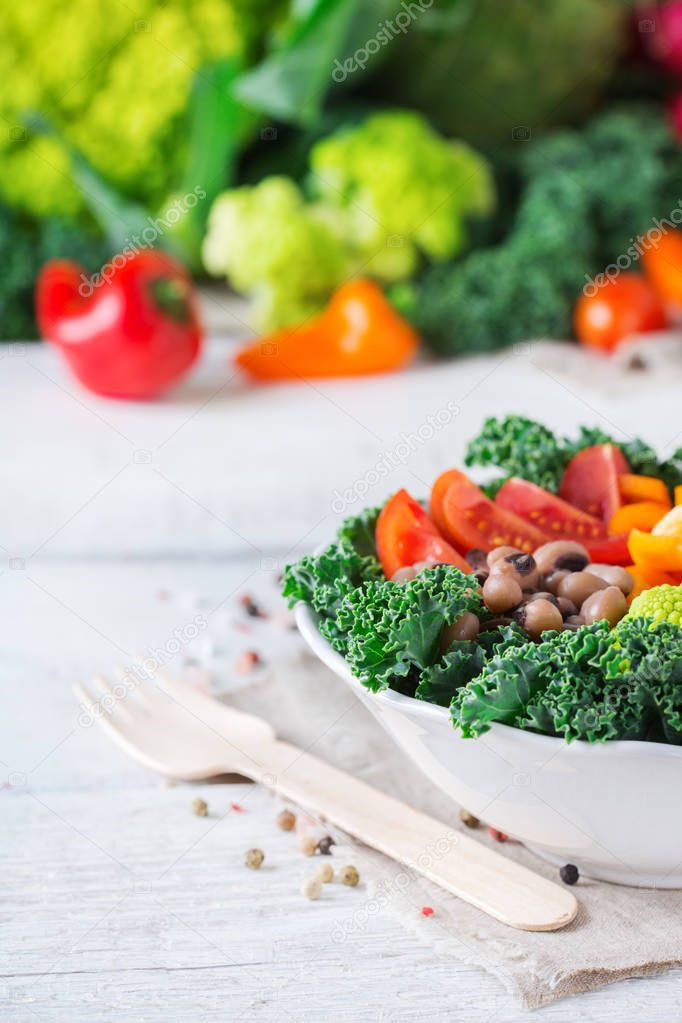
[627,584,682,627]
[0,202,109,341]
[404,104,682,357]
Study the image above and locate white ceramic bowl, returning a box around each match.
[296,603,682,888]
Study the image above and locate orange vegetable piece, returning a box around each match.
[619,473,671,508]
[676,485,682,506]
[642,228,682,307]
[608,501,669,535]
[625,562,680,603]
[235,279,418,380]
[628,529,682,572]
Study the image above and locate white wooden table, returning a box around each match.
[3,307,682,1021]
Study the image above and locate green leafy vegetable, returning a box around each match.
[465,415,682,497]
[451,618,682,745]
[335,565,482,692]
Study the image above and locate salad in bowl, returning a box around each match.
[285,416,682,886]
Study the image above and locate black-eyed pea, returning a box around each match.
[544,569,570,595]
[581,585,627,627]
[533,541,589,576]
[557,571,608,607]
[487,546,520,567]
[440,611,480,652]
[564,614,585,628]
[483,574,523,614]
[516,598,563,639]
[490,552,540,589]
[391,565,419,583]
[584,563,634,595]
[557,596,578,619]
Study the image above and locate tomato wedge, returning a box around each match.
[495,478,607,541]
[376,489,471,579]
[559,444,629,523]
[430,469,464,542]
[435,470,546,554]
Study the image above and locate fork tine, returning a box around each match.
[74,680,129,740]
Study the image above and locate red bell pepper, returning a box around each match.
[36,249,202,399]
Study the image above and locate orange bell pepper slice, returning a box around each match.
[625,562,680,602]
[235,280,418,380]
[628,529,682,571]
[675,485,682,507]
[609,500,669,535]
[618,473,671,508]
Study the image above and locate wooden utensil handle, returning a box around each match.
[239,740,577,932]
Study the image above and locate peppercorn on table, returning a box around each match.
[3,307,682,1021]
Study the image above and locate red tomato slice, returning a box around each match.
[376,489,471,579]
[436,470,547,554]
[559,444,629,523]
[584,534,631,565]
[430,469,464,543]
[495,477,607,541]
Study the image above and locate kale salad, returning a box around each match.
[283,416,682,746]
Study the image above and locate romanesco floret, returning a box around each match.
[310,111,494,278]
[627,585,682,627]
[202,177,351,330]
[0,0,281,220]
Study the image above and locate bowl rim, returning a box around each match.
[295,601,682,760]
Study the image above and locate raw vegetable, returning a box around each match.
[234,279,418,380]
[375,489,470,579]
[36,250,202,398]
[452,617,682,745]
[433,469,546,554]
[620,474,672,507]
[0,203,109,340]
[653,505,682,537]
[331,565,483,693]
[495,479,607,541]
[559,445,629,522]
[465,415,682,499]
[628,583,682,625]
[203,177,351,331]
[204,111,493,329]
[309,111,494,278]
[641,228,682,308]
[628,530,682,572]
[573,274,666,353]
[400,106,682,357]
[609,502,669,535]
[370,0,629,144]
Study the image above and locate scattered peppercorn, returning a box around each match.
[338,864,360,887]
[560,863,580,886]
[245,848,265,869]
[421,906,435,917]
[234,650,262,674]
[192,797,208,817]
[240,594,267,619]
[301,877,322,901]
[277,809,296,831]
[459,809,480,829]
[489,828,508,842]
[315,862,334,884]
[317,834,336,855]
[299,836,318,857]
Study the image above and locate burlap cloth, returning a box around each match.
[226,643,682,1009]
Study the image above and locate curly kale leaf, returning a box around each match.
[465,415,682,496]
[281,510,382,652]
[337,565,483,694]
[464,415,568,495]
[415,642,486,708]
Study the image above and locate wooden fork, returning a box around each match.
[74,667,577,932]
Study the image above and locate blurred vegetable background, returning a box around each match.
[7,0,682,374]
